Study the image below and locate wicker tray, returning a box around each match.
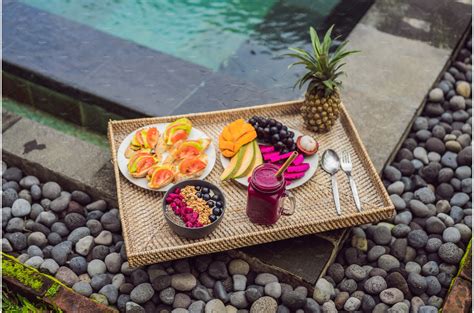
[108,100,394,267]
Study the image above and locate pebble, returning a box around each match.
[49,195,70,212]
[88,259,107,277]
[390,195,406,210]
[450,95,466,110]
[192,285,211,302]
[230,291,248,309]
[67,227,91,244]
[250,296,278,313]
[125,302,144,312]
[174,292,192,308]
[3,167,22,181]
[419,305,438,313]
[414,187,436,204]
[442,227,461,243]
[131,269,149,285]
[438,242,463,264]
[425,238,442,252]
[313,278,334,304]
[39,258,59,275]
[413,147,429,164]
[384,166,402,182]
[100,212,121,232]
[4,232,27,251]
[42,182,61,200]
[456,81,471,97]
[189,300,206,313]
[425,276,442,296]
[228,259,250,276]
[373,225,392,245]
[94,230,113,245]
[25,256,44,269]
[450,192,469,207]
[425,216,446,234]
[99,284,118,304]
[6,217,25,232]
[11,198,31,217]
[171,273,197,291]
[51,222,69,237]
[244,286,262,304]
[255,273,278,286]
[27,232,47,247]
[71,191,91,205]
[55,266,79,287]
[407,229,428,248]
[104,253,121,274]
[441,151,458,169]
[326,263,344,283]
[428,88,444,102]
[378,254,400,272]
[131,283,154,304]
[73,281,93,297]
[69,256,88,275]
[387,181,404,195]
[75,235,94,256]
[409,200,430,217]
[364,275,387,294]
[205,299,226,313]
[234,274,248,292]
[407,273,427,296]
[2,189,18,207]
[455,223,472,241]
[281,289,306,310]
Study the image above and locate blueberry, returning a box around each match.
[209,215,217,222]
[211,194,220,201]
[202,194,210,201]
[215,201,223,208]
[207,200,215,207]
[201,187,209,194]
[248,117,257,125]
[195,186,201,191]
[212,208,222,216]
[196,192,202,198]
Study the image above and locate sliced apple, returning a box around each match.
[220,147,245,181]
[234,141,256,178]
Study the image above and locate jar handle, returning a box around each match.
[282,190,296,215]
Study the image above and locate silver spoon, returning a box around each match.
[321,149,341,215]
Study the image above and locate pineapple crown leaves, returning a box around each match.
[286,25,359,96]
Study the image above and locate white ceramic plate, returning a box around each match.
[118,123,216,192]
[220,129,319,189]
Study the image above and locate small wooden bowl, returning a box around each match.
[162,180,226,239]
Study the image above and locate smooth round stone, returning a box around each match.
[264,282,281,299]
[413,117,429,130]
[410,200,430,217]
[450,95,466,110]
[49,195,70,213]
[422,261,439,276]
[2,189,18,207]
[364,276,387,294]
[379,288,403,305]
[446,140,462,152]
[426,137,445,154]
[64,213,86,230]
[130,269,149,285]
[75,235,94,256]
[229,291,248,309]
[6,217,25,232]
[416,130,432,141]
[313,278,334,304]
[390,195,406,211]
[42,182,61,200]
[51,222,69,237]
[88,259,107,277]
[326,263,344,283]
[372,225,392,245]
[461,178,471,193]
[105,252,122,273]
[389,302,409,313]
[11,199,31,217]
[255,273,278,286]
[427,152,441,162]
[454,223,472,241]
[73,281,93,297]
[205,299,226,313]
[86,200,107,212]
[232,274,247,292]
[443,227,461,243]
[438,242,463,264]
[414,187,436,204]
[25,256,44,269]
[171,273,197,291]
[249,296,278,313]
[425,216,446,234]
[414,147,429,164]
[387,181,405,195]
[344,297,361,311]
[412,159,424,170]
[406,262,421,276]
[407,229,428,248]
[189,300,206,313]
[36,211,57,227]
[425,276,441,296]
[394,211,413,225]
[39,258,59,275]
[456,81,471,97]
[392,224,411,237]
[450,192,469,207]
[131,283,154,304]
[55,266,79,287]
[437,183,454,199]
[384,166,402,182]
[173,292,192,309]
[367,245,386,262]
[457,134,471,148]
[345,264,367,282]
[428,88,444,102]
[71,191,91,205]
[228,259,250,276]
[27,232,47,247]
[281,289,306,310]
[100,212,121,232]
[425,238,443,253]
[69,256,88,275]
[407,273,427,296]
[438,213,455,227]
[441,151,458,169]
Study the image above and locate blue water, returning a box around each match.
[21,0,341,70]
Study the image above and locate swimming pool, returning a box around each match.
[20,0,370,71]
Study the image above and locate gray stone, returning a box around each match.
[392,224,411,237]
[3,167,23,181]
[425,216,446,234]
[441,151,458,169]
[36,211,57,227]
[75,235,94,256]
[344,297,361,311]
[88,259,107,277]
[425,238,443,253]
[189,300,206,313]
[450,192,469,207]
[69,256,88,275]
[4,232,27,250]
[378,255,400,272]
[264,281,281,299]
[388,302,409,313]
[27,232,47,247]
[49,195,70,212]
[384,166,402,182]
[94,230,113,245]
[2,207,12,228]
[425,276,441,296]
[229,291,248,309]
[326,263,344,283]
[27,245,43,257]
[422,261,439,276]
[11,198,31,217]
[51,222,69,237]
[55,266,79,287]
[38,258,59,275]
[73,281,93,297]
[208,261,228,280]
[409,200,430,217]
[321,301,337,313]
[407,229,428,248]
[86,199,107,211]
[387,181,405,195]
[461,178,471,193]
[442,227,461,243]
[6,217,25,232]
[281,289,306,310]
[67,227,90,244]
[454,223,472,241]
[250,296,278,313]
[192,285,211,302]
[450,95,466,110]
[394,211,412,225]
[457,146,472,166]
[205,299,226,313]
[125,302,145,313]
[47,232,62,245]
[105,252,122,273]
[438,213,455,227]
[130,269,149,285]
[2,189,18,207]
[255,273,278,286]
[25,256,44,269]
[390,195,406,210]
[313,278,334,304]
[64,213,86,230]
[413,147,429,164]
[367,245,386,262]
[364,275,387,295]
[131,283,154,304]
[438,242,463,264]
[30,185,42,201]
[407,273,427,296]
[228,259,250,276]
[233,274,247,291]
[91,273,112,291]
[99,284,119,304]
[159,287,176,305]
[101,212,121,232]
[171,273,197,291]
[42,182,61,200]
[373,225,392,245]
[173,292,192,309]
[414,187,436,204]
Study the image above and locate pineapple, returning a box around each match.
[287,26,358,133]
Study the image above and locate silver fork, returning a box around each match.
[340,151,362,212]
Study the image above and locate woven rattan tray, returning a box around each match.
[108,100,394,267]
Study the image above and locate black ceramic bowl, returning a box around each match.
[162,180,226,239]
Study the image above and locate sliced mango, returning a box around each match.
[219,119,257,158]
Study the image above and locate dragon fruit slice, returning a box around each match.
[285,163,310,173]
[263,151,280,161]
[284,172,306,180]
[292,154,305,166]
[259,145,275,153]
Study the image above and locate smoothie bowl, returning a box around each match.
[163,180,225,239]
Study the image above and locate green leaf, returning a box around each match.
[309,27,322,56]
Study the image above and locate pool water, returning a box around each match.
[21,0,353,71]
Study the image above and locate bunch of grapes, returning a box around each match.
[248,116,296,153]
